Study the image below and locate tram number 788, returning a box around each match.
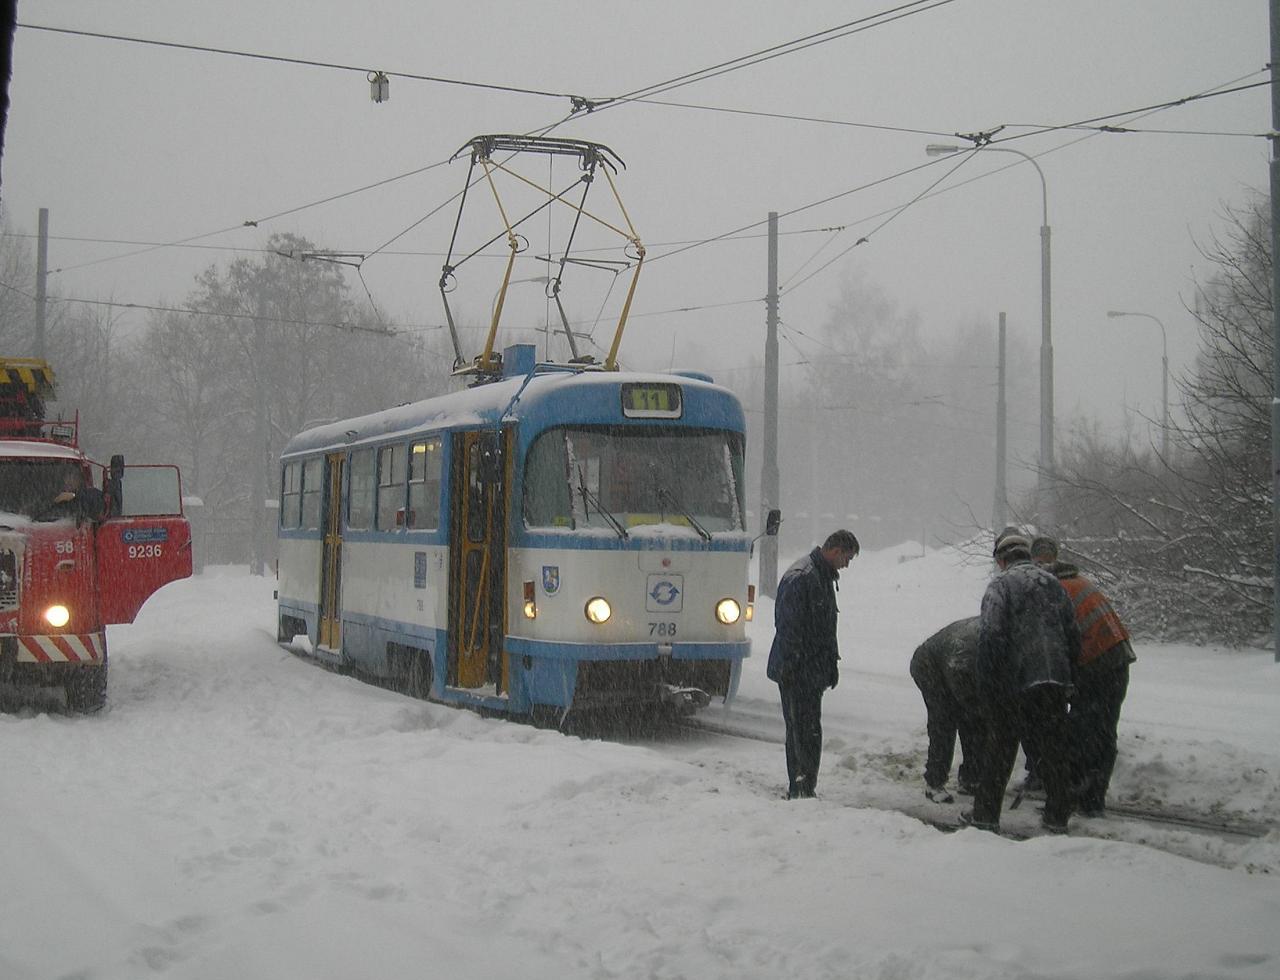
[649,622,677,637]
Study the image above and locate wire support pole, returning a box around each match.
[1107,311,1169,460]
[761,212,781,598]
[980,146,1053,528]
[1269,0,1280,662]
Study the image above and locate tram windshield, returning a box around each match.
[524,426,745,534]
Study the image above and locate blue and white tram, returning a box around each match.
[276,343,760,719]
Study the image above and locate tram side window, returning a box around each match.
[376,444,407,530]
[523,430,572,528]
[347,448,375,530]
[300,458,323,530]
[280,462,301,529]
[407,438,442,530]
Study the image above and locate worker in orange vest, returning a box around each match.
[1031,535,1137,817]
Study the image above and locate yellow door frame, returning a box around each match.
[449,429,510,691]
[318,452,344,650]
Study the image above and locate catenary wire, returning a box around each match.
[16,22,586,103]
[590,0,959,109]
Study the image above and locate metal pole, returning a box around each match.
[1039,216,1053,530]
[1106,311,1169,459]
[1161,342,1169,461]
[993,312,1007,530]
[251,312,267,577]
[34,208,48,358]
[977,149,1052,527]
[927,144,1052,526]
[1270,0,1280,661]
[761,211,780,597]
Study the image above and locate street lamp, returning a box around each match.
[926,143,1054,528]
[1107,310,1169,460]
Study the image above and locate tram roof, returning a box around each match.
[281,368,745,459]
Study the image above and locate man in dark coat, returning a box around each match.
[767,529,859,799]
[44,466,105,525]
[966,528,1081,833]
[1032,535,1137,817]
[910,617,982,802]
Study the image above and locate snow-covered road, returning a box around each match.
[2,551,1278,980]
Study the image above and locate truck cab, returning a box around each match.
[0,357,192,710]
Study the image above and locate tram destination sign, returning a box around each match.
[620,382,682,419]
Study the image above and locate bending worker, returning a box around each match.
[910,616,983,803]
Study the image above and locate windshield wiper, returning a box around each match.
[577,466,628,540]
[656,486,712,543]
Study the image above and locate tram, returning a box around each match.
[276,134,774,720]
[276,344,763,719]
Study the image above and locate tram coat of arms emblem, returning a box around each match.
[542,565,561,595]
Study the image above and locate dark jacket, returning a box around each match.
[977,557,1080,702]
[910,616,981,716]
[766,547,841,689]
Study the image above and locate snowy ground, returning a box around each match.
[2,546,1278,980]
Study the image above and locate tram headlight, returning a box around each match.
[715,598,742,625]
[44,604,71,628]
[522,580,537,619]
[584,596,612,624]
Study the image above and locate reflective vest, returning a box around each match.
[1058,574,1129,666]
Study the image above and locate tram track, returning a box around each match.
[677,715,1274,853]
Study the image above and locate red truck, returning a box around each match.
[0,357,192,710]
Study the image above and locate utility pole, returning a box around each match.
[34,208,48,358]
[251,300,267,577]
[1270,0,1280,661]
[993,312,1007,531]
[760,211,780,597]
[1039,215,1054,531]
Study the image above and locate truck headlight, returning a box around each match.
[584,597,612,624]
[715,598,741,625]
[44,604,71,628]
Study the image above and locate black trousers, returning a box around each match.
[1069,662,1131,811]
[778,682,825,797]
[974,685,1072,827]
[913,679,980,790]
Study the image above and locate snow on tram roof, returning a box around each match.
[281,368,740,459]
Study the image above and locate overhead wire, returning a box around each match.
[780,149,978,295]
[989,77,1271,145]
[17,22,588,104]
[7,0,969,302]
[0,278,422,337]
[630,97,959,139]
[772,66,1269,298]
[17,11,1265,344]
[588,0,960,110]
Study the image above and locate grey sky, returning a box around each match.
[1,0,1269,446]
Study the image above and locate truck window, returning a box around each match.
[0,460,83,521]
[119,466,183,517]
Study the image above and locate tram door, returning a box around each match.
[317,452,345,650]
[448,429,509,691]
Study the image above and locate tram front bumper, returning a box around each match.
[504,637,747,710]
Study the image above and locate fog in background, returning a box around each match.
[0,0,1268,554]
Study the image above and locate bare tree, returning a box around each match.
[1047,196,1271,644]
